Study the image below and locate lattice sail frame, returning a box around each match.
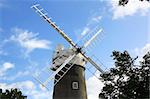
[31,4,105,89]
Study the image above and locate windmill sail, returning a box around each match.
[43,53,77,87]
[83,28,103,48]
[31,4,76,48]
[31,4,105,91]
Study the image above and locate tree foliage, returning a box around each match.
[0,88,27,99]
[99,51,150,99]
[119,0,150,6]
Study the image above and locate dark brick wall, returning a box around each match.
[53,64,87,99]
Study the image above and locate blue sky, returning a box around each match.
[0,0,150,99]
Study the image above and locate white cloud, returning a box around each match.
[80,14,102,36]
[81,27,90,36]
[76,14,102,38]
[3,70,30,81]
[134,43,150,56]
[0,81,35,92]
[10,28,51,54]
[75,15,103,48]
[92,16,102,23]
[87,75,104,99]
[108,0,150,19]
[132,43,150,63]
[0,80,52,99]
[148,13,150,42]
[14,70,30,78]
[0,62,14,77]
[32,90,52,99]
[3,62,14,69]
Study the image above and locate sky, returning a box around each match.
[0,0,150,99]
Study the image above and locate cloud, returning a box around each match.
[0,70,30,81]
[0,80,52,99]
[81,27,90,36]
[0,62,14,77]
[91,16,102,23]
[132,43,150,63]
[75,14,103,48]
[80,18,102,36]
[87,75,104,99]
[0,81,35,91]
[134,43,150,56]
[9,28,51,54]
[148,13,150,42]
[108,0,150,19]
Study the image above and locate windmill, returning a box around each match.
[31,4,105,99]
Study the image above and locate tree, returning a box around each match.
[119,0,150,6]
[0,88,27,99]
[99,51,150,99]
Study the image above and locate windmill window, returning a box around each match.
[82,58,85,61]
[72,81,79,90]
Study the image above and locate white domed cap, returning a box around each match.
[56,44,64,51]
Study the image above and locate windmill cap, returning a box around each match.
[56,44,64,51]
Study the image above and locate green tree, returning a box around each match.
[119,0,150,6]
[99,51,150,99]
[0,88,27,99]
